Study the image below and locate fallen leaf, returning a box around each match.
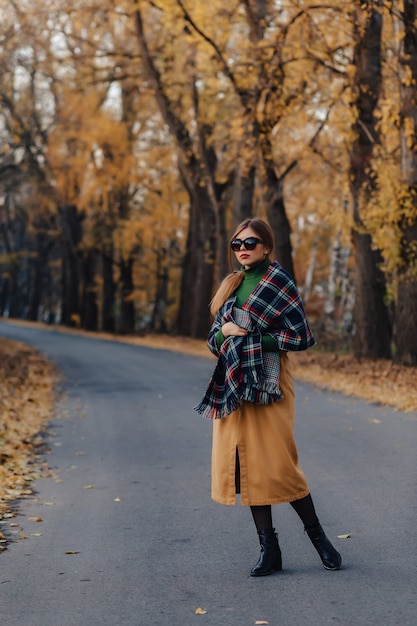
[29,517,43,522]
[255,621,269,625]
[194,607,207,615]
[6,489,23,497]
[30,533,43,537]
[337,533,352,539]
[65,551,80,554]
[83,485,95,489]
[114,497,121,502]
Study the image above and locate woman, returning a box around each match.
[195,217,342,576]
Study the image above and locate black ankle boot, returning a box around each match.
[305,523,342,570]
[250,529,282,577]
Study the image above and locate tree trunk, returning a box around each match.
[395,278,417,365]
[27,257,43,321]
[118,256,135,334]
[349,0,391,359]
[232,165,256,224]
[303,239,317,305]
[352,231,392,356]
[60,205,82,327]
[28,234,54,321]
[264,168,295,279]
[3,263,20,318]
[393,0,417,365]
[151,249,169,333]
[177,165,215,337]
[394,271,417,373]
[0,277,8,316]
[81,250,98,331]
[216,188,229,282]
[101,251,116,333]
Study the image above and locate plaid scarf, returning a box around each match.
[195,261,315,420]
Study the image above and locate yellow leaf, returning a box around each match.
[29,517,43,522]
[337,533,352,539]
[83,485,95,489]
[195,607,207,615]
[369,419,381,424]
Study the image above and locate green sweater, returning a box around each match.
[216,258,279,351]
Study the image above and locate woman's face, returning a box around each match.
[232,226,270,269]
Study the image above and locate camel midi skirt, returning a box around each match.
[211,352,310,506]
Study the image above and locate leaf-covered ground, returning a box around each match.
[291,350,417,413]
[0,337,56,540]
[1,321,416,537]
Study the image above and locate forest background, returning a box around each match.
[1,0,417,367]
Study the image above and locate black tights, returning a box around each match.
[235,449,320,532]
[250,495,320,532]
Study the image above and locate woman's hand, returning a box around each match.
[222,322,248,338]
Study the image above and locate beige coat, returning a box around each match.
[211,352,310,506]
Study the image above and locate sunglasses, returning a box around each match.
[230,237,263,251]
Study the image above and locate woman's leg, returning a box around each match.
[290,493,342,570]
[289,494,319,527]
[250,505,273,531]
[249,505,282,576]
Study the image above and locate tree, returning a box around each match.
[392,0,417,364]
[134,4,227,337]
[349,0,392,359]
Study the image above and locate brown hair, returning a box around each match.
[209,217,274,315]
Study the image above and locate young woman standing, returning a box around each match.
[195,217,342,576]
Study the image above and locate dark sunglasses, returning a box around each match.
[230,237,263,251]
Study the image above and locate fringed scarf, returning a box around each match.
[194,261,315,420]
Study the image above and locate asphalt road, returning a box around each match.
[0,321,416,626]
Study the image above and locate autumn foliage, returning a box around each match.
[0,337,56,533]
[0,1,416,365]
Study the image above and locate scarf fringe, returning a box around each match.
[194,398,242,420]
[194,388,283,420]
